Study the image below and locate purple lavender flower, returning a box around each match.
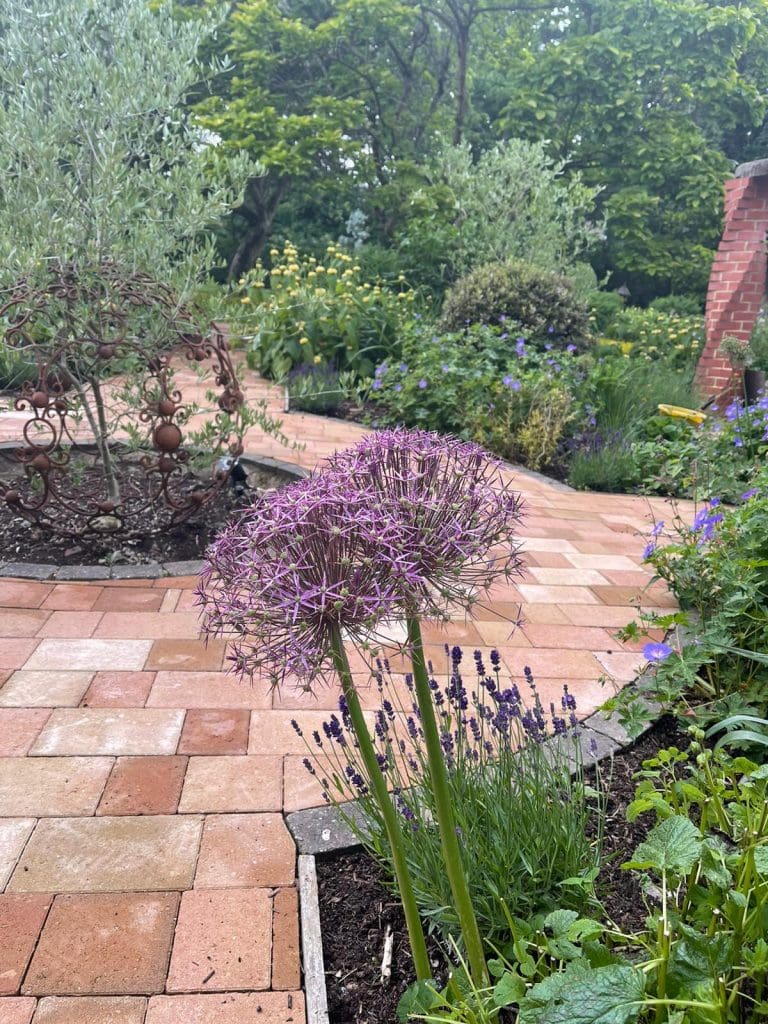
[325,429,525,616]
[643,641,673,662]
[197,473,413,689]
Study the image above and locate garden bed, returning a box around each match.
[0,448,301,567]
[315,715,685,1024]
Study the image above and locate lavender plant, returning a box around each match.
[327,429,525,986]
[197,471,433,980]
[299,649,601,949]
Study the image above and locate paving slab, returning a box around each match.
[271,888,301,991]
[80,672,155,708]
[23,893,179,995]
[146,671,271,710]
[0,671,94,708]
[0,996,36,1023]
[31,996,147,1024]
[0,894,52,994]
[177,709,250,754]
[29,708,184,756]
[0,710,51,755]
[195,814,295,889]
[0,758,112,817]
[178,757,282,814]
[166,888,272,993]
[24,640,152,673]
[145,992,305,1023]
[7,815,202,893]
[97,756,188,816]
[0,819,36,890]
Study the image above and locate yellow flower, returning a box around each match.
[316,266,325,273]
[658,404,706,426]
[269,248,279,257]
[307,271,316,279]
[315,288,326,296]
[240,296,251,304]
[327,267,337,275]
[299,336,309,345]
[313,354,322,364]
[353,265,361,272]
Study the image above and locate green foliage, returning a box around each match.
[235,240,414,379]
[607,308,704,370]
[0,339,36,391]
[648,295,704,317]
[285,362,345,414]
[587,291,626,334]
[440,260,591,346]
[309,656,602,951]
[405,139,603,283]
[610,471,768,736]
[423,737,768,1023]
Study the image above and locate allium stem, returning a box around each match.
[407,614,489,989]
[327,623,432,982]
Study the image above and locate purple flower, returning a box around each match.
[371,379,382,390]
[515,338,526,357]
[547,326,555,334]
[394,383,402,392]
[418,379,427,389]
[642,542,656,560]
[566,344,577,353]
[651,520,665,538]
[197,474,412,689]
[399,363,408,373]
[643,641,673,662]
[441,364,450,373]
[742,488,758,501]
[326,429,525,616]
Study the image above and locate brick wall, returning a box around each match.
[697,163,768,399]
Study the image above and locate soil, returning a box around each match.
[0,456,294,566]
[316,714,687,1024]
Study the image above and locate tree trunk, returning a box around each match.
[227,177,286,283]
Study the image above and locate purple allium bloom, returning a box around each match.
[643,641,673,662]
[197,474,413,689]
[325,429,525,615]
[418,378,428,389]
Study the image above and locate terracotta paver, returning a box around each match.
[80,672,155,708]
[195,814,295,888]
[179,756,282,813]
[145,639,226,672]
[0,819,36,890]
[146,671,271,710]
[97,756,188,816]
[24,640,152,673]
[29,708,184,756]
[0,894,52,994]
[0,996,36,1023]
[0,709,51,755]
[0,359,696,1017]
[145,992,305,1023]
[178,709,250,754]
[23,893,179,995]
[166,888,272,992]
[0,671,94,708]
[7,816,202,893]
[0,758,112,817]
[31,997,147,1023]
[271,888,301,990]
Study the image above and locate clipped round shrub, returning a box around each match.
[439,260,591,348]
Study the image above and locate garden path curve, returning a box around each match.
[0,364,688,1024]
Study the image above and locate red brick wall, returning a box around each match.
[697,168,768,399]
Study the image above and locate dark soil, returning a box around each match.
[0,457,292,566]
[316,714,688,1024]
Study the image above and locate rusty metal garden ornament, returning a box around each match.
[0,261,247,537]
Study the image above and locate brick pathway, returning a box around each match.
[0,364,685,1023]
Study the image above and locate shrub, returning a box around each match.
[586,290,625,333]
[608,306,704,369]
[235,241,415,380]
[285,362,344,414]
[307,654,601,948]
[439,260,590,348]
[648,293,703,316]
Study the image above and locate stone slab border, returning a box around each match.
[290,685,663,1024]
[0,450,307,580]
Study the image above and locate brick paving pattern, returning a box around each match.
[0,362,688,1021]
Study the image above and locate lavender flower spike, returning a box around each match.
[326,428,525,614]
[196,473,415,689]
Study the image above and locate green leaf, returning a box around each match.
[545,909,580,935]
[397,980,440,1023]
[520,964,646,1024]
[623,816,702,875]
[493,971,526,1008]
[753,846,768,876]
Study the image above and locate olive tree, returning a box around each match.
[0,0,261,535]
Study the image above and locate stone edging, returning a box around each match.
[0,451,307,580]
[290,681,662,1024]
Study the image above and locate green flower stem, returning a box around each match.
[328,623,432,982]
[406,614,489,988]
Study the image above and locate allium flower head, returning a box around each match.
[197,473,414,688]
[326,428,525,615]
